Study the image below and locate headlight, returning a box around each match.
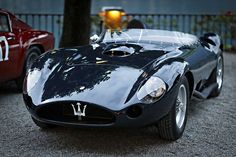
[137,76,166,103]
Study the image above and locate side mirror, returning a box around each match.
[90,34,99,43]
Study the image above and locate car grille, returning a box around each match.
[37,101,115,124]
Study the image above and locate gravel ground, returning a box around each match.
[0,52,235,157]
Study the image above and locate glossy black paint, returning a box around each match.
[23,29,222,127]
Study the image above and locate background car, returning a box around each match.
[23,29,223,140]
[0,9,54,90]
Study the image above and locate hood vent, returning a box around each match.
[103,50,131,57]
[103,44,143,57]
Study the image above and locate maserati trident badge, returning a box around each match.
[71,103,87,120]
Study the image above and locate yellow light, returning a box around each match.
[99,8,125,30]
[107,10,122,20]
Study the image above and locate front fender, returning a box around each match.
[21,30,54,51]
[152,58,189,91]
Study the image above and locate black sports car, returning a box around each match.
[23,29,223,140]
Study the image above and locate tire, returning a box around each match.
[32,117,55,129]
[209,54,224,97]
[15,46,41,91]
[157,76,189,140]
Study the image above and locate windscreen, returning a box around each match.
[100,29,198,46]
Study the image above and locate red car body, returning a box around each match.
[0,9,54,85]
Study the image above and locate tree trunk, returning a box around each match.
[60,0,91,47]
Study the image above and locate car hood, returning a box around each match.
[63,43,169,69]
[26,43,181,110]
[28,63,146,110]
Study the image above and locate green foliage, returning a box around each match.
[193,14,236,33]
[193,13,236,51]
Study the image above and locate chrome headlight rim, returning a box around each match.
[137,76,166,103]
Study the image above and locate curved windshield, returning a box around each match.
[99,29,198,46]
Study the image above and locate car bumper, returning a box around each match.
[23,83,179,128]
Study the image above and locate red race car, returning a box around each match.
[0,9,54,90]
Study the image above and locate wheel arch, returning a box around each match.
[28,44,45,54]
[184,71,194,98]
[152,58,190,92]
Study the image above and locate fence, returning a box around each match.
[16,13,236,49]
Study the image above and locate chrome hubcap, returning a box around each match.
[175,84,187,129]
[216,56,223,90]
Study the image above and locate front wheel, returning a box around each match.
[157,76,189,140]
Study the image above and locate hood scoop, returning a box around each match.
[102,44,143,57]
[66,43,167,69]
